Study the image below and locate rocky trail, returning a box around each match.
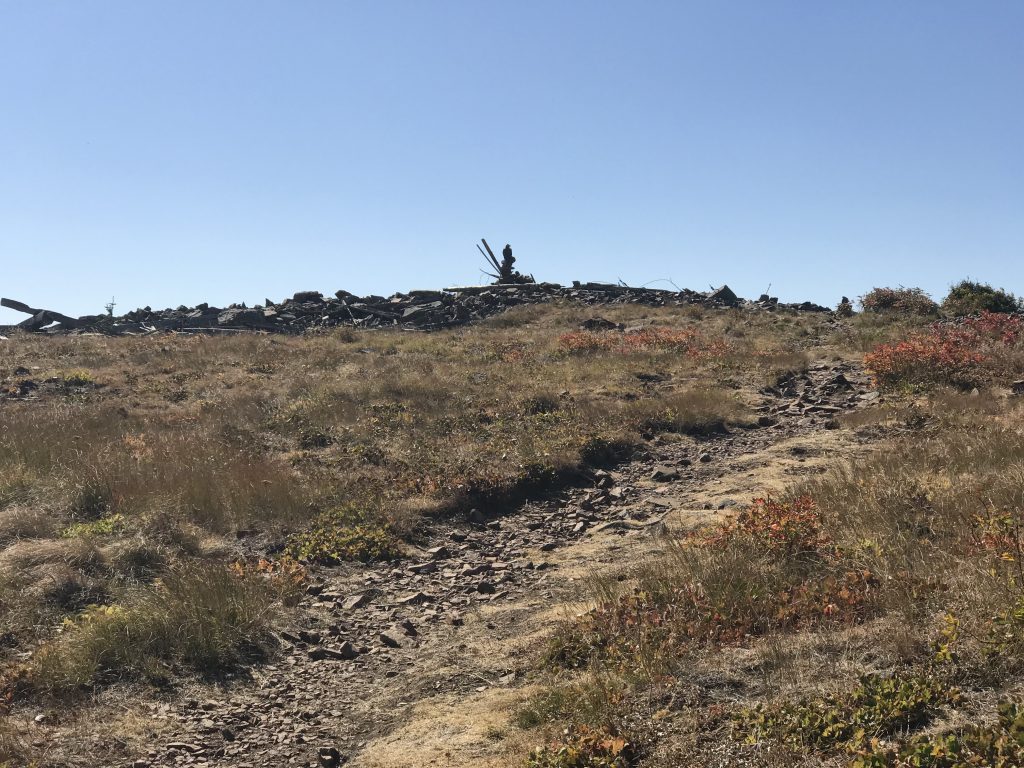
[51,363,879,768]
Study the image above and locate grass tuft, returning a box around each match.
[28,562,286,694]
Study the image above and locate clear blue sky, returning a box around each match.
[2,2,1022,322]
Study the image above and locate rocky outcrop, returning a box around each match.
[2,283,832,335]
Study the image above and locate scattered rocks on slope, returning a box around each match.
[107,363,873,768]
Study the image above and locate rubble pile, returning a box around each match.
[1,283,832,336]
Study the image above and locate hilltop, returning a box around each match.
[1,282,1023,767]
[2,282,832,335]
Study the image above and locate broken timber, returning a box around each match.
[1,298,82,331]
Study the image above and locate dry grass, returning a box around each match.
[0,724,28,768]
[0,301,894,757]
[521,369,1024,764]
[28,561,289,696]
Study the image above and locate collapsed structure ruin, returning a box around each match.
[1,283,831,336]
[0,238,842,334]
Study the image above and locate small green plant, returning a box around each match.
[62,369,95,387]
[62,513,125,538]
[855,701,1024,767]
[942,280,1021,317]
[284,506,403,563]
[733,674,957,755]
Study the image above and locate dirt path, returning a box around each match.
[56,362,879,768]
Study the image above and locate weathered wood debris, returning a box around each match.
[477,239,535,284]
[0,284,831,336]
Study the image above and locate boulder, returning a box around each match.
[708,285,739,305]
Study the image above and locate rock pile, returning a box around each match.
[2,283,833,335]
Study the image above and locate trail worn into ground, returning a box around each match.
[36,363,879,767]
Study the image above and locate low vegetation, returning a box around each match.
[865,311,1023,390]
[520,310,1024,765]
[0,302,826,719]
[941,279,1022,317]
[860,286,939,316]
[27,562,294,695]
[8,294,1023,765]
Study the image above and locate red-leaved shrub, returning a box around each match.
[550,496,872,669]
[865,312,1023,389]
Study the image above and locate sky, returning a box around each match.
[1,2,1022,323]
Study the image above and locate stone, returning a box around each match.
[340,593,371,610]
[699,452,712,463]
[379,632,402,648]
[398,591,432,605]
[217,308,266,327]
[308,643,358,661]
[708,285,739,305]
[398,618,418,636]
[318,746,343,768]
[1012,380,1024,395]
[580,317,620,331]
[650,465,679,481]
[298,630,322,645]
[427,545,451,560]
[165,743,204,754]
[825,373,853,391]
[468,509,486,525]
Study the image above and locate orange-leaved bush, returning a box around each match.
[865,312,1023,390]
[549,496,872,670]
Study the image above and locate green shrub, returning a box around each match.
[942,279,1021,317]
[62,369,95,387]
[860,287,939,316]
[856,701,1024,767]
[284,506,403,563]
[733,674,956,755]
